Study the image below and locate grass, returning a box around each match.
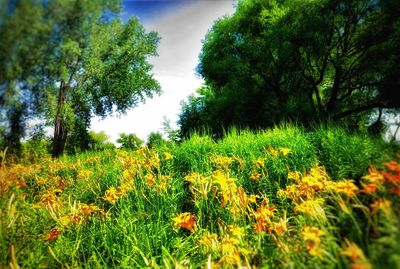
[1,125,399,268]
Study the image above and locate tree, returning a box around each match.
[88,131,115,151]
[146,132,166,149]
[181,0,399,136]
[117,133,144,150]
[0,0,161,157]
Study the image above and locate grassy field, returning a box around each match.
[1,126,399,268]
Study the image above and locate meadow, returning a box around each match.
[1,126,399,268]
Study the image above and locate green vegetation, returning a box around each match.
[179,0,400,137]
[1,0,399,267]
[1,126,399,268]
[0,0,160,156]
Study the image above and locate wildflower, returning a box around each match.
[384,161,400,173]
[77,169,92,180]
[172,212,196,231]
[279,147,291,156]
[59,215,72,227]
[362,166,384,184]
[269,148,279,157]
[145,173,156,186]
[45,229,61,241]
[118,182,133,196]
[254,158,266,168]
[287,171,301,182]
[228,225,244,238]
[341,239,372,269]
[250,172,261,181]
[220,237,241,266]
[382,172,400,184]
[210,155,233,170]
[80,204,101,217]
[294,198,326,220]
[341,239,364,262]
[301,226,325,257]
[360,182,379,195]
[122,170,133,180]
[104,187,119,204]
[184,172,203,184]
[163,151,174,160]
[330,180,359,197]
[270,213,288,236]
[370,198,392,214]
[248,194,260,204]
[199,232,218,248]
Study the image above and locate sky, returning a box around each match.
[90,0,236,143]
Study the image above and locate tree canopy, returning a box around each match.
[179,0,400,137]
[0,0,160,156]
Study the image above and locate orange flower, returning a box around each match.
[384,161,400,173]
[361,182,379,195]
[45,229,61,241]
[382,172,400,184]
[172,212,196,231]
[250,172,261,181]
[341,238,372,269]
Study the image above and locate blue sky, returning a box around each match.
[122,0,189,23]
[91,0,236,143]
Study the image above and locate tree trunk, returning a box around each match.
[52,83,69,158]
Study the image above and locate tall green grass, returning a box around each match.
[0,125,398,268]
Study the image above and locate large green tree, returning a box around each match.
[0,0,160,157]
[180,0,399,137]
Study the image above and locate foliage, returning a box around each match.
[0,0,161,157]
[180,0,400,137]
[88,131,115,151]
[146,131,168,149]
[117,133,144,150]
[1,126,398,268]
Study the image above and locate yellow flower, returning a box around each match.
[330,180,359,197]
[145,173,156,186]
[302,226,325,257]
[104,187,119,204]
[370,198,392,214]
[77,169,92,180]
[228,225,244,238]
[362,166,384,184]
[254,158,266,168]
[210,155,234,170]
[294,198,326,220]
[248,194,260,204]
[163,151,174,160]
[287,171,301,182]
[199,232,218,248]
[302,226,324,242]
[269,148,279,157]
[118,182,133,196]
[279,147,291,156]
[122,169,133,180]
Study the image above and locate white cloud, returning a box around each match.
[91,1,235,143]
